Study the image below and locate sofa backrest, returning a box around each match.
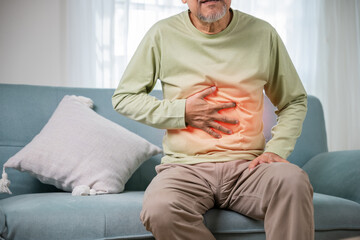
[0,84,328,199]
[0,84,163,199]
[288,95,328,166]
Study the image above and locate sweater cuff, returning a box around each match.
[263,147,289,160]
[171,99,187,129]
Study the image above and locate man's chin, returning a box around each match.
[197,5,227,23]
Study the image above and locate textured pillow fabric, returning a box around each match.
[4,95,162,194]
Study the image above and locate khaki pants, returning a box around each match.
[140,160,314,240]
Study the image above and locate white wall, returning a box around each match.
[0,0,67,87]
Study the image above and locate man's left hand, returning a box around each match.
[248,152,289,172]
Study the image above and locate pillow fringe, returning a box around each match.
[72,185,97,196]
[0,167,12,194]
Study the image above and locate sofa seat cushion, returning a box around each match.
[1,192,360,240]
[313,192,360,231]
[0,192,152,240]
[205,193,360,235]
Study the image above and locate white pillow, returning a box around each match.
[3,95,162,194]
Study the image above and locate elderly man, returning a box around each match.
[112,0,314,239]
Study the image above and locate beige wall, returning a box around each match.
[0,0,67,87]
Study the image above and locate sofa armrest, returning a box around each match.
[302,150,360,204]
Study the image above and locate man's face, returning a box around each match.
[182,0,231,23]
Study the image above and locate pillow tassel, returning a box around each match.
[0,167,12,194]
[72,185,97,196]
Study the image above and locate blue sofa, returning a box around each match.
[0,83,359,240]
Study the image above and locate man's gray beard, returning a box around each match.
[197,2,227,23]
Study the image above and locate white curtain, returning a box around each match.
[66,0,115,88]
[313,0,360,151]
[66,0,187,88]
[66,0,360,151]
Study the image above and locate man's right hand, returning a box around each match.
[185,86,239,139]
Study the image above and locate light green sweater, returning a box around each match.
[112,9,307,164]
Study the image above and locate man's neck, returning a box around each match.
[189,9,233,35]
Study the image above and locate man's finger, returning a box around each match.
[248,159,260,171]
[203,127,221,139]
[280,159,290,163]
[267,158,276,163]
[213,113,239,125]
[195,86,217,99]
[213,102,237,111]
[209,121,232,135]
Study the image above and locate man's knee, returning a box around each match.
[270,163,313,199]
[140,192,183,231]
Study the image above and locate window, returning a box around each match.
[113,0,187,88]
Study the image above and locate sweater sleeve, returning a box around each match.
[264,28,308,159]
[112,27,186,129]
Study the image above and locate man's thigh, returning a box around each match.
[223,162,310,219]
[142,163,215,216]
